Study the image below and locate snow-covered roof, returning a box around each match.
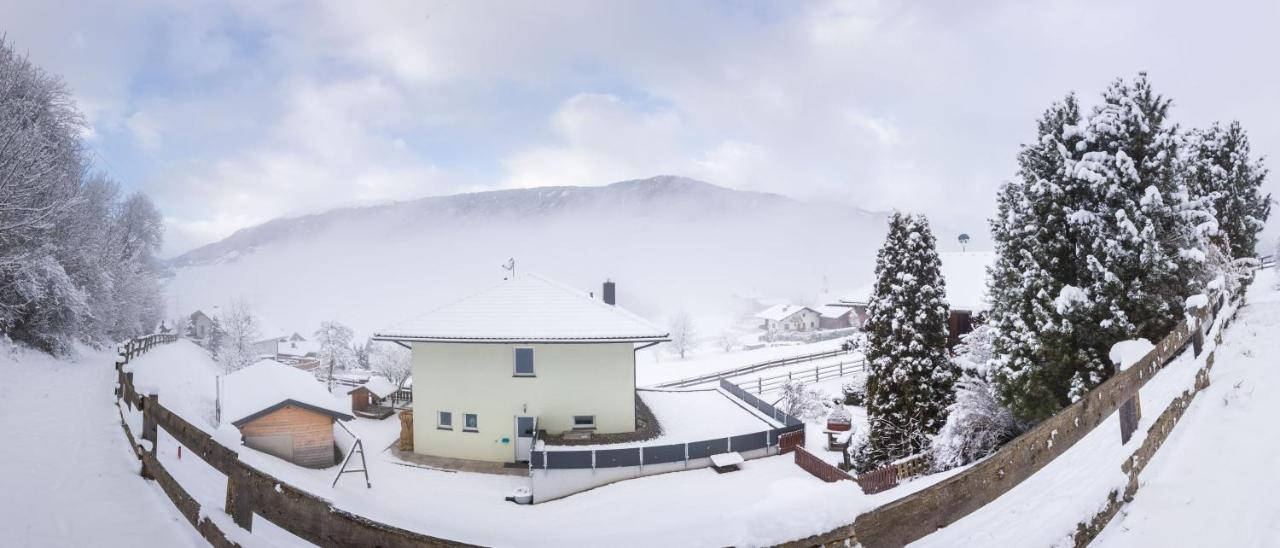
[814,305,853,319]
[222,359,353,427]
[753,304,817,322]
[373,273,670,344]
[348,376,399,399]
[838,251,996,312]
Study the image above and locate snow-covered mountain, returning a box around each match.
[165,176,923,337]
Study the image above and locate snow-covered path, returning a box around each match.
[1094,273,1280,547]
[0,347,203,547]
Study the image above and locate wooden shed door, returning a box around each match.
[247,434,294,461]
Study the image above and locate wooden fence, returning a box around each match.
[793,446,851,483]
[653,348,850,388]
[114,335,470,547]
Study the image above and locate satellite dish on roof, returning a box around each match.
[958,233,970,251]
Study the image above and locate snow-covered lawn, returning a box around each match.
[543,388,779,451]
[636,337,850,386]
[1093,272,1280,547]
[0,346,203,547]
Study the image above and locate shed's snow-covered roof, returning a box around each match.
[348,376,398,399]
[373,274,669,343]
[838,251,996,312]
[222,359,352,426]
[753,304,817,321]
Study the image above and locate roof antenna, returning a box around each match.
[501,258,516,280]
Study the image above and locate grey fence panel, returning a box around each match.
[595,448,642,468]
[642,443,687,464]
[546,450,594,469]
[687,438,730,459]
[730,432,768,452]
[531,451,544,468]
[768,427,787,445]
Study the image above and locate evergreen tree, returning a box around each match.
[990,74,1210,424]
[988,95,1093,422]
[861,213,957,467]
[1184,121,1271,259]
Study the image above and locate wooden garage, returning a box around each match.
[222,359,354,468]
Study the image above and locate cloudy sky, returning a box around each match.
[3,0,1278,256]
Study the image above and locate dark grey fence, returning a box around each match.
[531,384,804,470]
[719,378,804,426]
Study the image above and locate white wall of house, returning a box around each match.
[411,341,637,463]
[765,308,821,332]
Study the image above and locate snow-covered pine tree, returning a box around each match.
[1074,74,1207,361]
[988,95,1093,423]
[1184,121,1271,260]
[861,213,957,467]
[990,74,1211,424]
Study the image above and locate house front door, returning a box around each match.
[515,415,536,462]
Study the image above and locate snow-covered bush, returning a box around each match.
[841,376,866,406]
[778,380,830,421]
[929,374,1020,471]
[850,413,932,473]
[216,299,260,373]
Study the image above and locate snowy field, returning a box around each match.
[636,337,852,386]
[0,346,204,547]
[1094,270,1280,547]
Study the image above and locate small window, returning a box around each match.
[464,413,478,432]
[573,415,596,430]
[437,411,453,430]
[514,347,535,377]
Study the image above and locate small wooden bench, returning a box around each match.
[710,452,744,473]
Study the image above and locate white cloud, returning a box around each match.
[4,0,1280,254]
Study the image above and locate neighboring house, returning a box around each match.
[754,304,821,333]
[253,332,319,362]
[221,359,353,468]
[348,377,398,419]
[833,251,996,346]
[814,305,855,330]
[188,310,214,339]
[372,274,669,464]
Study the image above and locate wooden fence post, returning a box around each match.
[225,468,255,531]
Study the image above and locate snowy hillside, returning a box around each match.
[166,176,961,337]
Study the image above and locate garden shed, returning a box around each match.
[222,359,354,468]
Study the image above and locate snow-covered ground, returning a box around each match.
[1094,271,1280,547]
[0,345,203,547]
[636,337,853,386]
[910,274,1252,547]
[125,339,902,546]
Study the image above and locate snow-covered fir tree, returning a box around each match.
[860,213,957,467]
[990,74,1212,424]
[1184,121,1271,260]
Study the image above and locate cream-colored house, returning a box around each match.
[372,274,669,464]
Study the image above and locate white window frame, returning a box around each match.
[513,346,535,377]
[437,411,453,430]
[463,413,479,432]
[572,415,596,430]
